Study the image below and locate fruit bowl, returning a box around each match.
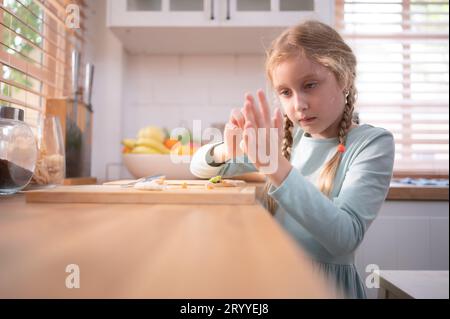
[121,125,201,180]
[123,154,197,180]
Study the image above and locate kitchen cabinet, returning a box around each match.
[107,0,333,27]
[106,0,334,54]
[107,0,220,27]
[222,0,333,27]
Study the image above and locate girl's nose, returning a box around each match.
[293,93,308,111]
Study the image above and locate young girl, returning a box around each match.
[190,21,395,299]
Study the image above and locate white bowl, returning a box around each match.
[123,154,197,180]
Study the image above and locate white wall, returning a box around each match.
[123,54,266,135]
[85,0,126,182]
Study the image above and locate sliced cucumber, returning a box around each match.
[208,175,222,184]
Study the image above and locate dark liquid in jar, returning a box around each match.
[0,159,34,189]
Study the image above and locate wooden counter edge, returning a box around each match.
[387,185,449,201]
[248,182,449,202]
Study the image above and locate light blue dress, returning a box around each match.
[190,124,395,298]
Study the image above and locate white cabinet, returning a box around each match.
[221,0,333,27]
[106,0,334,54]
[108,0,219,26]
[108,0,333,27]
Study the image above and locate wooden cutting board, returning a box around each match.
[102,179,247,186]
[24,181,255,205]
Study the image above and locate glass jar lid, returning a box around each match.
[0,106,24,121]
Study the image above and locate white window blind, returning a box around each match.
[0,0,86,129]
[335,0,449,175]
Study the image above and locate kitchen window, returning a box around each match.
[0,0,86,130]
[335,0,449,176]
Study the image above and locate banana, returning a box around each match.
[131,146,160,154]
[137,126,166,143]
[121,138,137,149]
[136,138,170,154]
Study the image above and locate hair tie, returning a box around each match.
[337,144,346,153]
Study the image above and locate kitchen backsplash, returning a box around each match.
[122,54,270,139]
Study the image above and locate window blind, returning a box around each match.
[0,0,86,129]
[335,0,449,175]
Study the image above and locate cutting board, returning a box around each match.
[24,181,255,205]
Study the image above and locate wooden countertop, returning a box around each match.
[387,184,448,201]
[236,173,449,201]
[249,183,449,202]
[0,194,334,298]
[249,183,449,201]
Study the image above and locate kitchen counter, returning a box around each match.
[0,194,333,298]
[250,183,449,202]
[387,183,448,201]
[378,270,449,299]
[235,173,449,201]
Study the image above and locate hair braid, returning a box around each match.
[281,115,294,160]
[317,87,356,197]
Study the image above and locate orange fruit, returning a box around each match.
[164,139,180,150]
[122,146,132,154]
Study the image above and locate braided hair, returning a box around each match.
[316,85,356,197]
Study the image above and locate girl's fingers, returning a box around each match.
[273,107,283,129]
[225,122,238,131]
[244,120,253,130]
[229,108,245,129]
[243,100,258,129]
[257,89,271,127]
[239,139,246,154]
[272,107,284,140]
[246,93,264,128]
[224,122,243,158]
[242,124,249,155]
[243,121,256,161]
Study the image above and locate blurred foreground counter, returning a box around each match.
[0,193,335,298]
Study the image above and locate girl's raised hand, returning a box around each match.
[222,108,245,161]
[241,90,283,173]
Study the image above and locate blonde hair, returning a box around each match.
[264,20,358,215]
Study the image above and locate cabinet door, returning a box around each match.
[108,0,219,27]
[220,0,272,26]
[221,0,334,27]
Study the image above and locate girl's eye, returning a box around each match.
[305,82,317,89]
[279,89,291,97]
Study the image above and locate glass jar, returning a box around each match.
[31,115,65,187]
[0,106,38,195]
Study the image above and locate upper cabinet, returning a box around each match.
[107,0,333,27]
[108,0,219,26]
[107,0,334,54]
[221,0,332,27]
